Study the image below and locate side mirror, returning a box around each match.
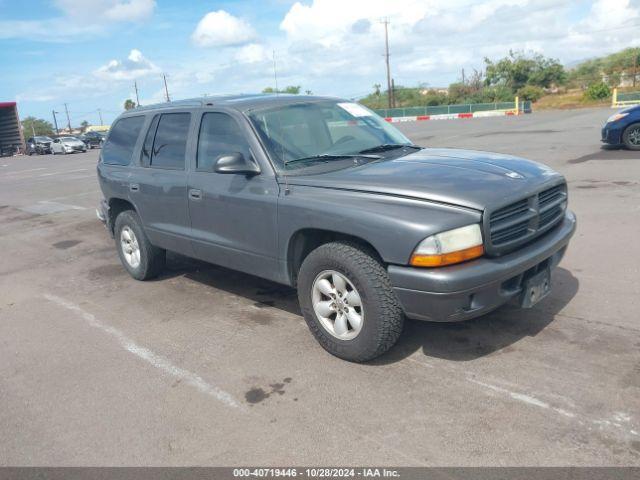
[213,152,260,175]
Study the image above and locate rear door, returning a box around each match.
[129,111,194,254]
[187,110,281,281]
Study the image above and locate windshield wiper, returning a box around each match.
[358,143,421,154]
[284,153,380,167]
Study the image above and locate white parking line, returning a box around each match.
[43,294,243,410]
[39,168,88,177]
[1,167,47,176]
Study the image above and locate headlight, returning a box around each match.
[607,112,628,123]
[410,224,484,267]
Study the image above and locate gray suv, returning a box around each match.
[97,95,576,362]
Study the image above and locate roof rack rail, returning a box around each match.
[133,98,206,112]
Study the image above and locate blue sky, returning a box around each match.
[1,0,639,126]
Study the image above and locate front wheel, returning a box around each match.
[114,210,166,280]
[623,122,640,150]
[297,242,404,362]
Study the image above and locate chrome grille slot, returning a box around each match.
[487,182,567,254]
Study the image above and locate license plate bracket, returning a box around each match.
[520,268,551,308]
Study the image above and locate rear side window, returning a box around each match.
[102,116,144,166]
[150,113,191,170]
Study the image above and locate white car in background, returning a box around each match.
[51,136,87,155]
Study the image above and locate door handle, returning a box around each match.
[129,183,139,192]
[189,189,202,200]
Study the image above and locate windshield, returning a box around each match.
[35,136,53,142]
[247,100,413,170]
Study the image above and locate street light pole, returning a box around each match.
[52,110,60,135]
[64,103,71,132]
[382,17,393,109]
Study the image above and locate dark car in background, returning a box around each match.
[26,136,54,155]
[80,131,105,149]
[601,104,640,150]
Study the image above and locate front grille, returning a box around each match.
[487,183,567,254]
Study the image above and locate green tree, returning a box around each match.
[484,51,565,90]
[516,85,545,102]
[21,117,54,137]
[584,82,611,100]
[262,85,302,94]
[124,99,136,110]
[80,120,90,132]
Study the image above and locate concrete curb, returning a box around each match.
[384,109,521,123]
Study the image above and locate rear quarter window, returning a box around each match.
[102,116,145,166]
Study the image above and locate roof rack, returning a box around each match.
[132,94,273,112]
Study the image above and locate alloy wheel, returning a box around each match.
[311,270,364,340]
[120,226,141,268]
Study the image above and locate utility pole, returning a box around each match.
[633,54,638,88]
[52,110,59,135]
[162,74,171,102]
[64,103,71,132]
[272,50,279,94]
[462,68,465,84]
[382,17,393,109]
[98,108,104,125]
[134,81,141,106]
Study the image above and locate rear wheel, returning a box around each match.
[297,242,404,362]
[114,210,166,280]
[623,122,640,150]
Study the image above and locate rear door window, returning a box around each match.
[150,113,191,170]
[140,115,160,167]
[102,116,144,166]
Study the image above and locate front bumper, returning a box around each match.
[601,124,623,145]
[388,211,576,322]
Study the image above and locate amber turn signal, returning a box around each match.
[410,244,484,267]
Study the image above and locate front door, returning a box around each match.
[187,111,280,282]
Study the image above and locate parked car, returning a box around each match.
[80,131,105,149]
[51,136,87,154]
[601,104,640,150]
[97,95,576,362]
[26,136,54,155]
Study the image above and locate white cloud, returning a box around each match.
[54,0,156,22]
[0,0,156,41]
[94,49,160,81]
[235,43,270,63]
[191,10,256,47]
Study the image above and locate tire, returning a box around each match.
[622,122,640,150]
[114,210,166,280]
[297,241,404,362]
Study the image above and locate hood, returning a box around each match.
[284,148,564,211]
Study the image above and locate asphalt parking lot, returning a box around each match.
[1,107,639,466]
